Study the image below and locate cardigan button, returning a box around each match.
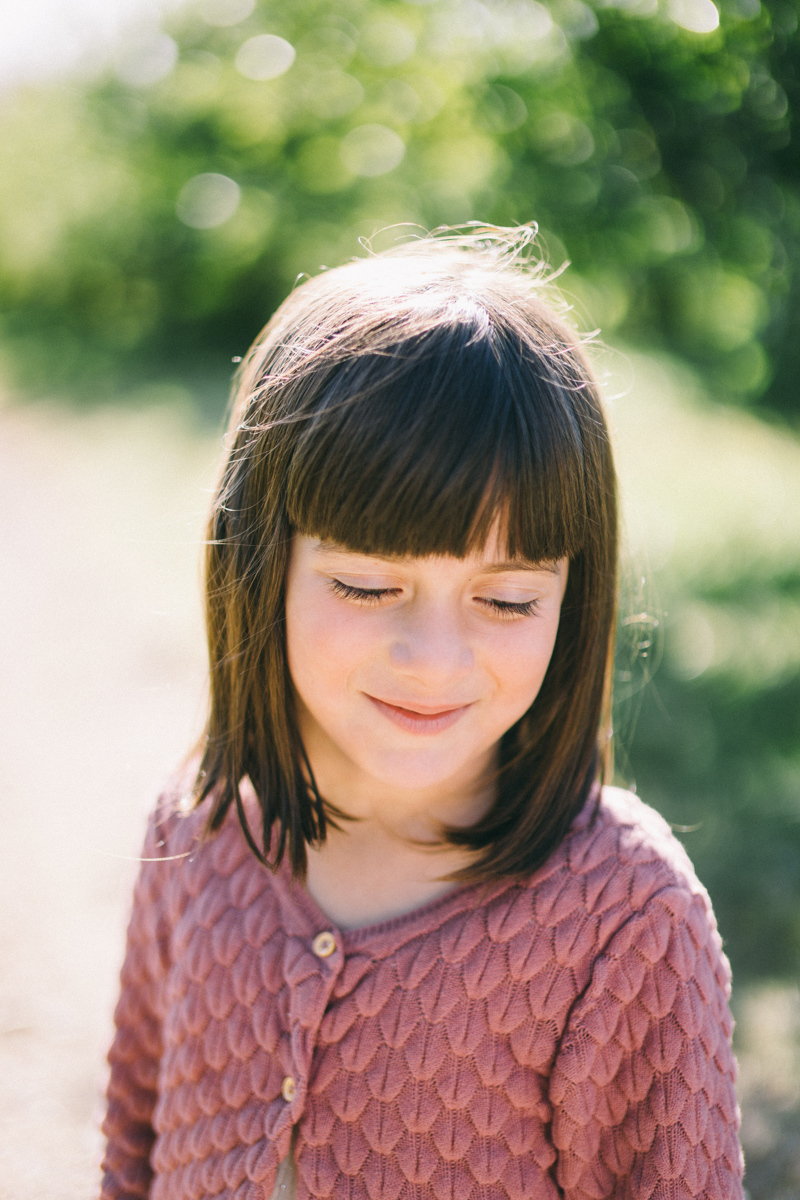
[312,931,337,958]
[281,1076,296,1103]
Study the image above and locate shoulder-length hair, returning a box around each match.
[195,228,618,882]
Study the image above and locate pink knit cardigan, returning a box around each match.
[101,784,744,1200]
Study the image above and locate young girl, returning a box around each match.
[101,230,744,1200]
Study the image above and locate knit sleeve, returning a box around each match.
[549,884,744,1200]
[101,815,175,1200]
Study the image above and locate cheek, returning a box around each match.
[489,616,561,708]
[285,593,377,704]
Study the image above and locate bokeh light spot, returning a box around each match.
[176,173,241,228]
[536,112,594,165]
[633,196,699,257]
[379,79,421,122]
[553,0,599,40]
[479,85,528,133]
[360,20,417,67]
[235,34,296,81]
[340,125,405,176]
[678,268,767,353]
[198,0,256,26]
[668,0,720,33]
[298,25,357,63]
[303,71,364,119]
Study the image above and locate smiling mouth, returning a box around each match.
[366,694,473,734]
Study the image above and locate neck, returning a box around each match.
[298,720,495,930]
[303,818,484,931]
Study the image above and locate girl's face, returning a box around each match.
[285,531,569,804]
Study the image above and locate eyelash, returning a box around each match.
[330,580,399,605]
[481,598,540,618]
[329,579,540,618]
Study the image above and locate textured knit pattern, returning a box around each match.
[101,785,744,1200]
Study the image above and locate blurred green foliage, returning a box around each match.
[0,0,798,415]
[630,662,800,979]
[610,357,800,981]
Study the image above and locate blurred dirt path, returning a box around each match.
[0,401,217,1199]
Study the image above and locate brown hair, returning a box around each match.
[196,228,618,881]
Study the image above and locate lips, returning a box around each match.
[366,694,473,735]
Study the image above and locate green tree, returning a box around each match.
[0,0,798,416]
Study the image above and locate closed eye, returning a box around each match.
[477,597,541,618]
[330,579,402,605]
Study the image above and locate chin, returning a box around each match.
[355,745,480,793]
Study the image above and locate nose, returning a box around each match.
[389,602,474,689]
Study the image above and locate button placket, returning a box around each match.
[281,924,344,1125]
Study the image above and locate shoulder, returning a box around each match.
[513,784,724,974]
[547,791,743,1197]
[561,782,708,905]
[134,766,268,913]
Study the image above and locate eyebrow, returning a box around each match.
[314,541,559,574]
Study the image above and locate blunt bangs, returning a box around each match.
[285,322,589,565]
[198,228,618,882]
